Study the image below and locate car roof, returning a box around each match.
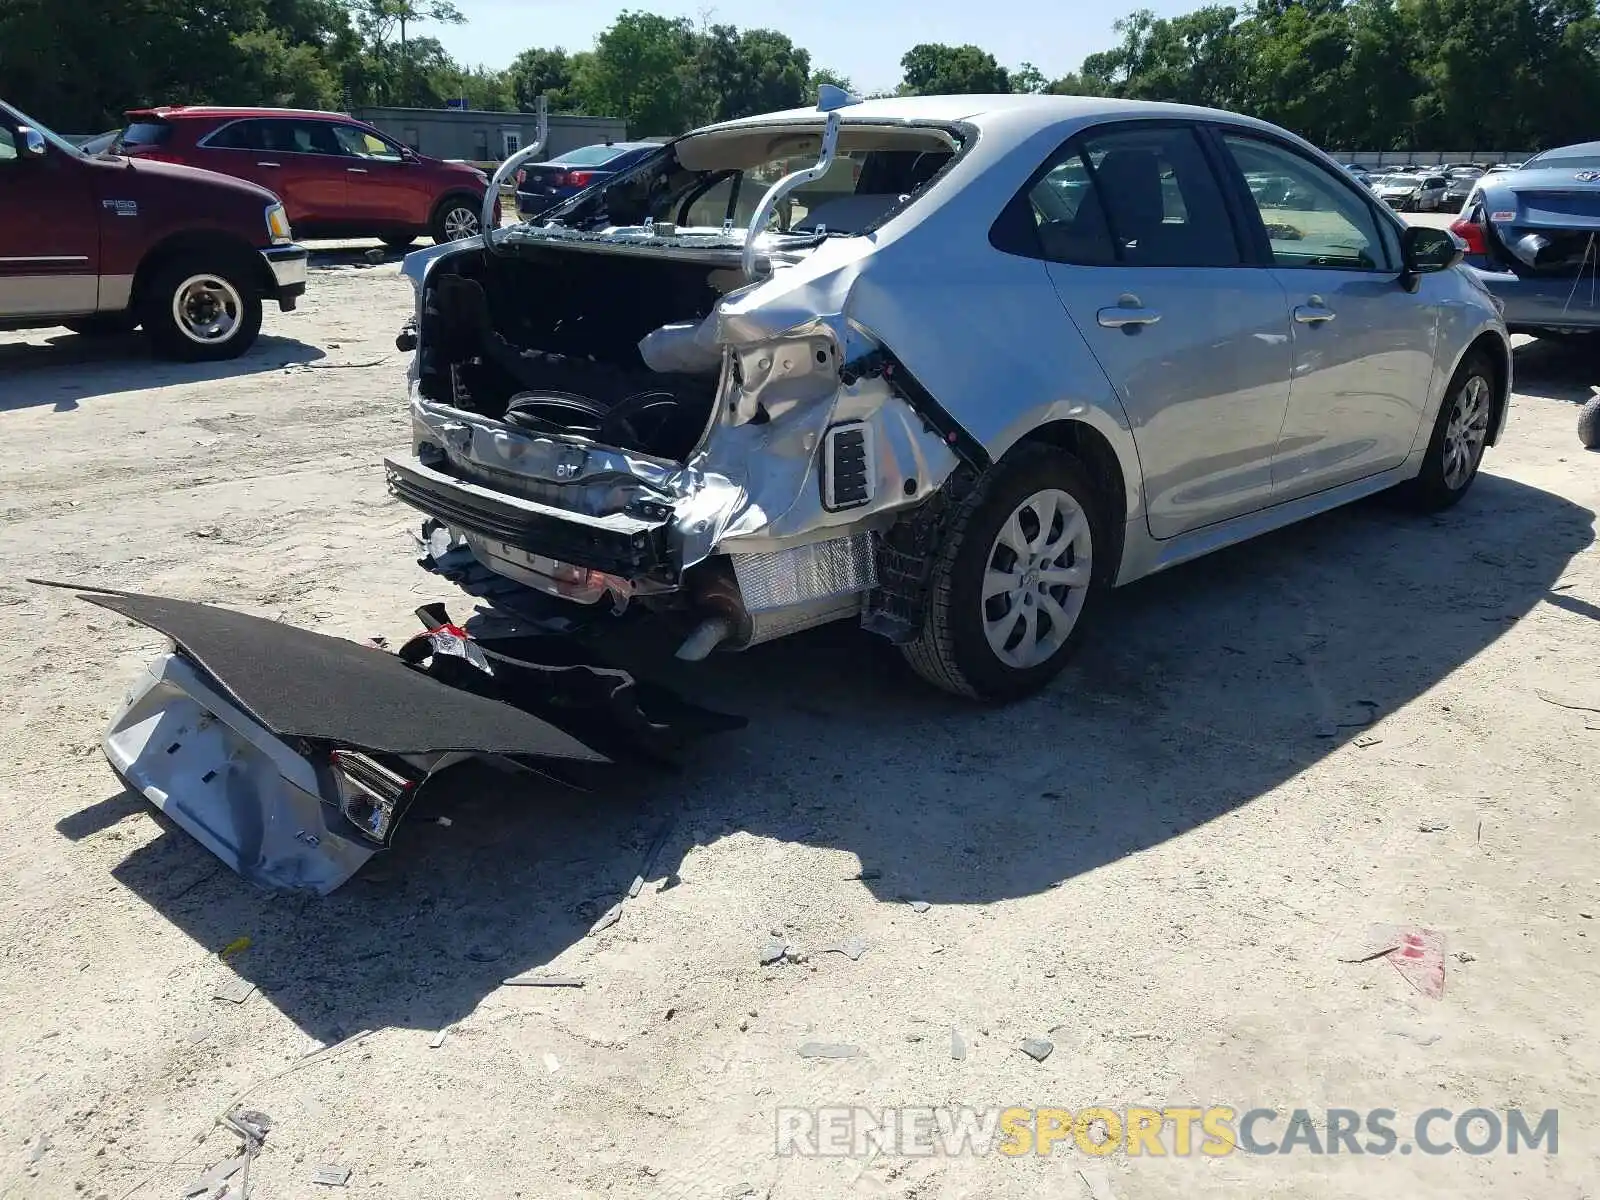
[687,92,1292,138]
[125,105,357,122]
[1528,140,1600,161]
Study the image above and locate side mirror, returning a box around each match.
[400,146,419,162]
[18,127,46,159]
[1402,224,1462,275]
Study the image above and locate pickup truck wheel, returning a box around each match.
[431,197,482,243]
[900,444,1109,702]
[142,255,262,362]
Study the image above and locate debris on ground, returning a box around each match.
[951,1027,967,1061]
[218,936,251,960]
[588,903,623,936]
[543,1052,561,1073]
[797,1042,862,1059]
[826,935,869,962]
[1354,735,1383,749]
[658,873,681,892]
[906,900,930,914]
[1418,821,1450,833]
[1340,925,1446,999]
[1019,1037,1054,1063]
[180,1151,248,1198]
[853,868,883,881]
[1454,951,1476,963]
[1536,688,1600,714]
[759,939,788,965]
[502,972,585,988]
[25,1133,51,1164]
[435,815,452,826]
[429,1028,449,1049]
[311,1163,353,1186]
[628,817,677,898]
[226,1110,273,1143]
[212,976,257,1005]
[1077,1165,1120,1200]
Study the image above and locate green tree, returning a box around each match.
[581,11,702,133]
[1011,62,1048,93]
[693,25,812,123]
[508,47,573,111]
[898,43,1012,95]
[809,67,855,96]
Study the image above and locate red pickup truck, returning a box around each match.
[0,99,306,361]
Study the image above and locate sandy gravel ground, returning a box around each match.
[1,240,1597,1200]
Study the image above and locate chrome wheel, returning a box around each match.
[442,205,481,240]
[981,488,1093,670]
[1443,374,1491,489]
[170,274,242,346]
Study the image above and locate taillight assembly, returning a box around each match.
[565,170,596,188]
[1449,215,1487,256]
[330,750,417,843]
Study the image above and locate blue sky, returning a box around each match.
[434,0,1199,95]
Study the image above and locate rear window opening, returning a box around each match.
[116,120,172,151]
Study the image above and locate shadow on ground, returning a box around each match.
[0,333,324,410]
[1511,336,1599,405]
[69,473,1594,1042]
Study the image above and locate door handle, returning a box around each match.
[1293,303,1336,324]
[256,161,280,168]
[1097,306,1161,328]
[1098,293,1161,329]
[347,167,369,174]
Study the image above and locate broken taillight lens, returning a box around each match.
[1449,215,1487,256]
[330,750,416,843]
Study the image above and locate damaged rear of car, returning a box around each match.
[388,91,974,667]
[1452,142,1600,338]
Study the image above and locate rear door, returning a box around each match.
[0,115,98,316]
[194,118,280,196]
[252,118,348,225]
[1039,121,1294,539]
[1215,131,1436,498]
[330,122,427,227]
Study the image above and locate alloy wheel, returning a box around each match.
[1443,374,1491,490]
[170,274,242,346]
[980,488,1093,669]
[442,206,481,240]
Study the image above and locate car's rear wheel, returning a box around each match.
[431,196,482,243]
[1397,349,1495,511]
[142,254,262,362]
[1578,394,1600,449]
[901,444,1109,701]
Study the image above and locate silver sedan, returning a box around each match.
[390,93,1511,700]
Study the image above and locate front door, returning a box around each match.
[330,123,429,228]
[1037,122,1294,539]
[251,118,349,227]
[0,117,98,316]
[1216,132,1437,500]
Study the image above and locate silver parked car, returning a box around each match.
[1373,171,1449,211]
[387,92,1509,701]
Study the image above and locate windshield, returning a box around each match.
[542,123,963,238]
[1,102,84,158]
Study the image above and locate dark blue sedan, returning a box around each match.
[514,141,660,220]
[1453,141,1600,339]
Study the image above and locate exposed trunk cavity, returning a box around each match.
[417,244,744,461]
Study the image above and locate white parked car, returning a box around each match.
[1373,172,1448,211]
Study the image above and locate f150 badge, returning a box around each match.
[101,199,139,217]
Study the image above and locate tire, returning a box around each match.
[1579,394,1600,450]
[430,194,483,243]
[1396,349,1496,511]
[64,312,139,336]
[900,444,1111,702]
[141,253,262,362]
[381,233,418,251]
